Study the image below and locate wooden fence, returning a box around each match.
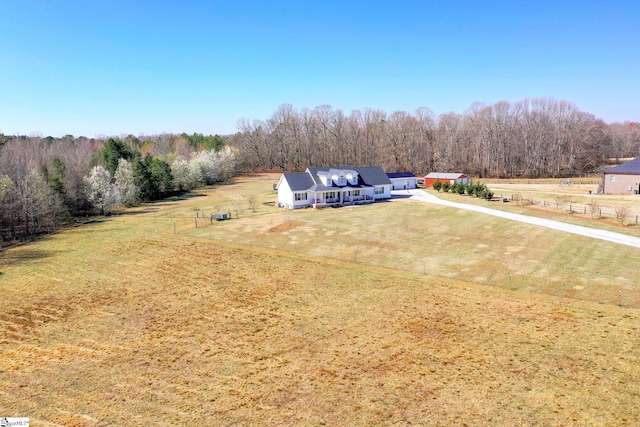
[497,194,640,224]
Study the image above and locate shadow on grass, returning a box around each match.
[160,192,207,202]
[115,209,159,216]
[105,191,209,214]
[85,218,108,224]
[0,245,58,266]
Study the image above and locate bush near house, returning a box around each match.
[434,179,494,200]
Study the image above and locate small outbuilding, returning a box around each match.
[602,158,640,194]
[386,172,418,190]
[424,172,469,188]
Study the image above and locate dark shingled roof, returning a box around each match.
[306,166,391,187]
[281,173,315,191]
[387,172,417,179]
[604,158,640,175]
[354,167,392,186]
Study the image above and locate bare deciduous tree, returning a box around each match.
[231,98,615,179]
[245,194,257,213]
[615,204,631,224]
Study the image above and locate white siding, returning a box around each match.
[390,177,417,190]
[373,185,392,199]
[292,191,312,208]
[277,178,294,209]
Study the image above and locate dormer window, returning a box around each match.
[338,175,346,185]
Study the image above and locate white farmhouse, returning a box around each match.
[276,166,392,209]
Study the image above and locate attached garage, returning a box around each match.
[386,172,417,190]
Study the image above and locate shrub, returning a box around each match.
[469,182,487,197]
[432,179,442,192]
[512,193,522,204]
[615,204,631,224]
[480,189,494,200]
[441,181,451,193]
[465,181,475,196]
[587,200,600,218]
[555,195,571,210]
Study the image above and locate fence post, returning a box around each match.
[195,217,197,228]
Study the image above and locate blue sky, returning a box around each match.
[1,0,638,137]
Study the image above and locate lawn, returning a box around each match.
[1,175,640,426]
[181,176,640,308]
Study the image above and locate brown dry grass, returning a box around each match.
[1,175,640,426]
[181,176,640,308]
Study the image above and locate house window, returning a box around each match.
[325,191,336,200]
[295,192,307,201]
[375,186,384,194]
[338,176,346,185]
[353,190,361,196]
[610,175,616,182]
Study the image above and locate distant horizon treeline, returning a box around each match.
[0,133,237,242]
[2,98,640,242]
[230,98,640,177]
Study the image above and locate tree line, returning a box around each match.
[230,98,640,177]
[0,133,236,242]
[2,97,638,243]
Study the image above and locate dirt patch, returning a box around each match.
[267,221,302,233]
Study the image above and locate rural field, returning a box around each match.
[2,175,640,426]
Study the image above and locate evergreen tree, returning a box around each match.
[101,138,134,175]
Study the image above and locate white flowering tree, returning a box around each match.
[171,156,198,191]
[84,165,118,215]
[190,149,220,185]
[219,146,237,181]
[114,158,139,207]
[170,147,238,192]
[187,147,237,186]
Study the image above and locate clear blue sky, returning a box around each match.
[1,0,638,138]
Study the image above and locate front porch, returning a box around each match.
[311,187,374,208]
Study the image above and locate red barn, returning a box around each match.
[424,172,469,188]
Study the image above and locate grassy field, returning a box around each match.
[1,175,640,425]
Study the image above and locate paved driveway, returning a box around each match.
[394,189,640,249]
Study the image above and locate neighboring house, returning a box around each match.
[424,172,469,188]
[602,157,640,194]
[276,166,392,209]
[387,172,417,190]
